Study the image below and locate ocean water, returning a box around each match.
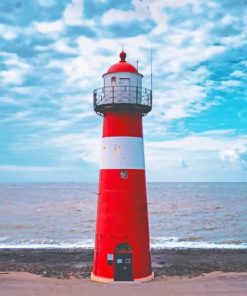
[0,182,246,249]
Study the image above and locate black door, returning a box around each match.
[114,252,133,281]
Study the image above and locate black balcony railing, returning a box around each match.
[93,86,152,116]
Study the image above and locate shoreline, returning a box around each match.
[0,248,247,279]
[1,241,247,250]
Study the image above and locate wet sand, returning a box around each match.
[0,248,247,279]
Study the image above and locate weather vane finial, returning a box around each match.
[119,47,126,62]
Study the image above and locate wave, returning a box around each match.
[0,237,247,250]
[0,239,94,249]
[200,226,218,231]
[150,237,247,249]
[178,236,203,242]
[0,236,10,242]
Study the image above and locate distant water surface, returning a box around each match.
[0,182,246,249]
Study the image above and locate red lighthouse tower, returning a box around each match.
[91,51,153,282]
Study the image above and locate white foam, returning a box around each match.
[0,239,94,249]
[0,237,247,250]
[0,236,10,242]
[150,236,247,249]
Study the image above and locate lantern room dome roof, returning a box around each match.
[105,50,139,75]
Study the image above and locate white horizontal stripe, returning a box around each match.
[100,137,145,169]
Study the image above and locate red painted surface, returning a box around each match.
[106,61,138,74]
[104,50,138,75]
[93,169,152,279]
[103,111,143,137]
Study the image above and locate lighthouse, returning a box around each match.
[91,50,153,282]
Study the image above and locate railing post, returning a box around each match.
[93,91,96,107]
[112,86,114,104]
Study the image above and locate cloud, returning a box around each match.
[200,129,236,136]
[0,53,31,86]
[142,133,247,181]
[32,0,94,36]
[146,135,236,152]
[145,133,247,166]
[0,23,19,40]
[221,80,242,87]
[45,35,125,89]
[0,165,55,172]
[102,9,137,26]
[153,66,214,121]
[158,0,202,8]
[231,70,245,78]
[0,69,25,85]
[33,20,64,34]
[219,145,247,169]
[63,0,85,26]
[101,0,168,34]
[35,38,77,54]
[1,97,22,105]
[101,0,202,34]
[1,111,31,123]
[36,0,56,7]
[220,14,237,26]
[47,131,101,165]
[28,111,94,132]
[219,149,239,163]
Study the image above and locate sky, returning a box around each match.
[0,0,247,182]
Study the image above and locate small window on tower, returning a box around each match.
[111,77,116,85]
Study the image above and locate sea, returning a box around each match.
[0,182,246,250]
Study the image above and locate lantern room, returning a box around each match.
[93,51,152,116]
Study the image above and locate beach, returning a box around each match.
[1,271,247,296]
[0,249,247,296]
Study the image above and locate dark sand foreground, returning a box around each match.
[1,249,247,295]
[1,248,247,278]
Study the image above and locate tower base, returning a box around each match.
[90,272,154,283]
